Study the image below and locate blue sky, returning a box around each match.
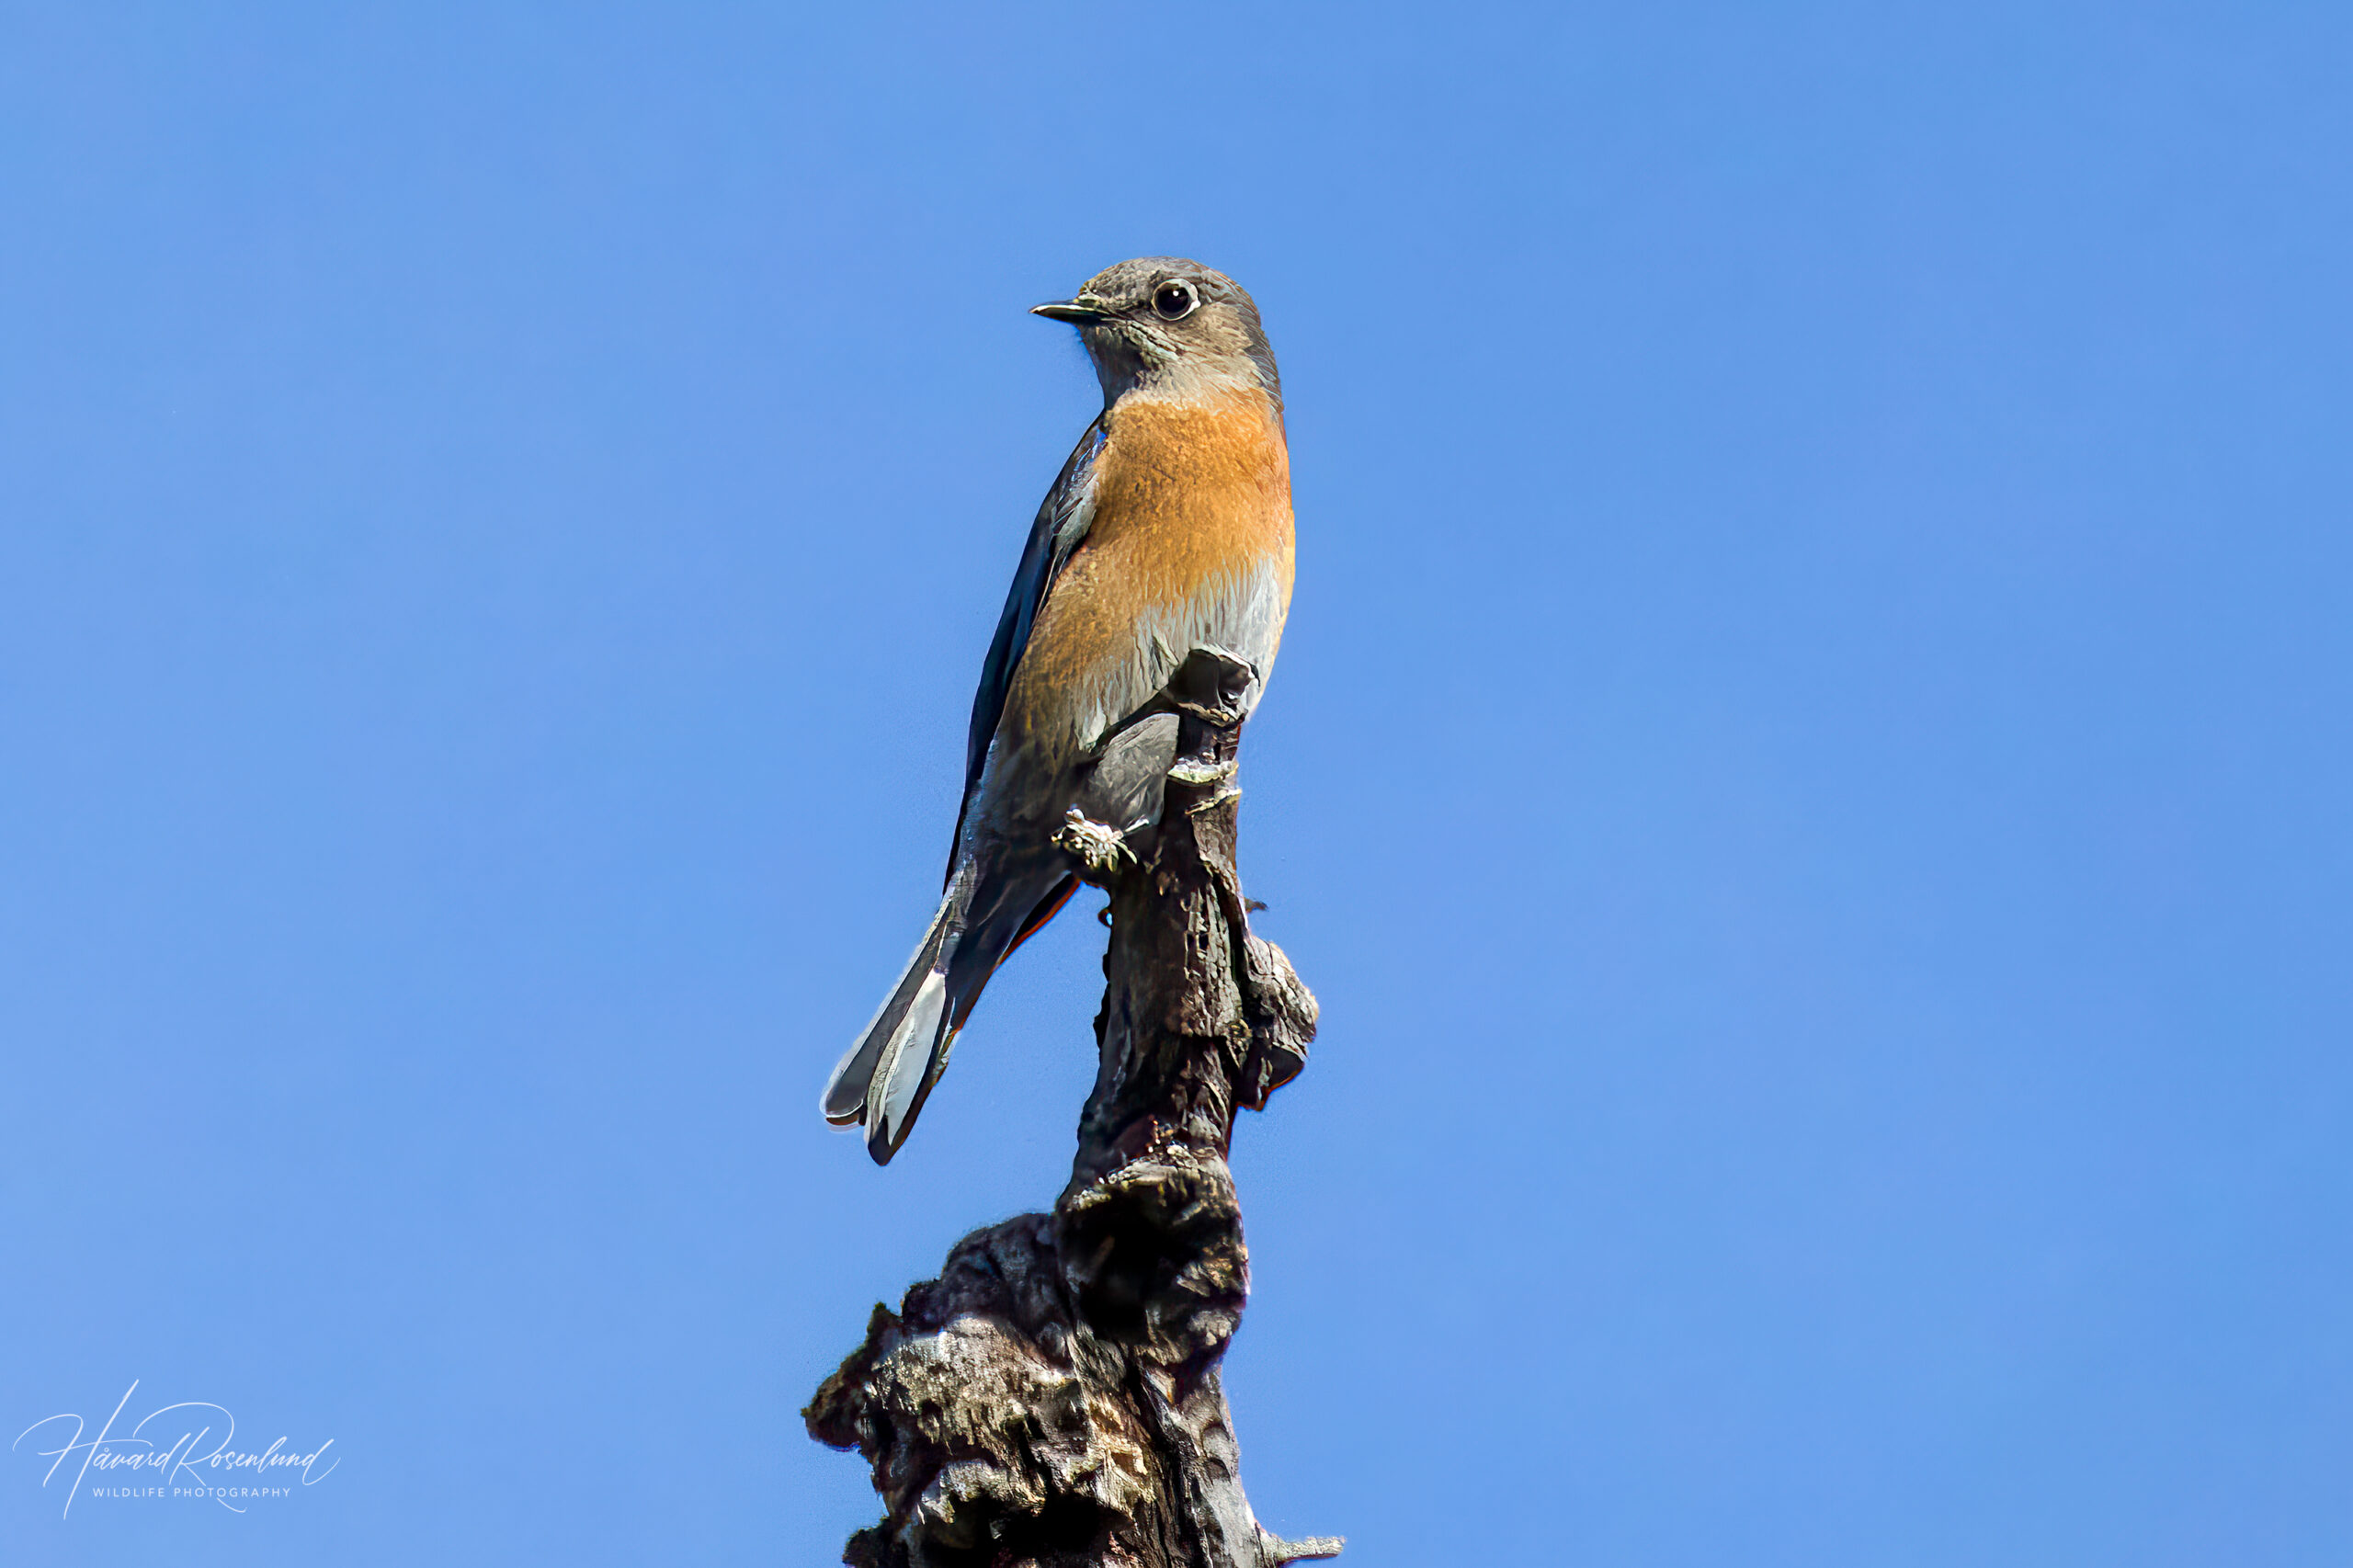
[3,2,2348,1563]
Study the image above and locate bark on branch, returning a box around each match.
[806,651,1338,1568]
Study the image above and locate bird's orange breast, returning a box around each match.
[1003,388,1294,761]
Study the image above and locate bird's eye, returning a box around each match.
[1152,279,1198,321]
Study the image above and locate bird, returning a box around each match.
[823,257,1295,1165]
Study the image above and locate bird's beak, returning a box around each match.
[1030,296,1114,324]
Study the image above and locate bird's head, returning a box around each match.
[1033,257,1280,410]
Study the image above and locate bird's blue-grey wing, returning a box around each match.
[950,416,1105,865]
[835,421,1103,1145]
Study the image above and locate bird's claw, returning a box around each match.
[1054,807,1136,875]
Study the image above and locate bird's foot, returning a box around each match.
[1054,807,1136,875]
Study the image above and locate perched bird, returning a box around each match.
[823,257,1295,1164]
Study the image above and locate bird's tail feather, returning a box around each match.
[824,858,1078,1165]
[865,966,951,1159]
[821,897,957,1131]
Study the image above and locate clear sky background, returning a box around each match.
[3,3,2347,1564]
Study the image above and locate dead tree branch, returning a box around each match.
[806,650,1338,1568]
